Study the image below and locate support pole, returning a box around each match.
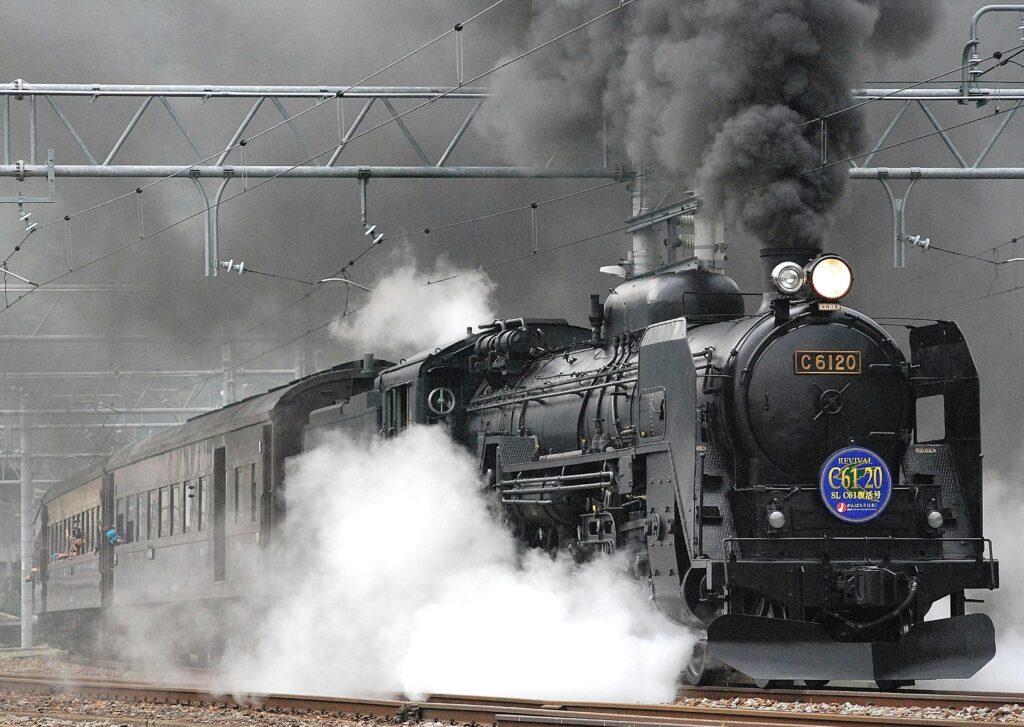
[19,395,32,649]
[222,343,235,406]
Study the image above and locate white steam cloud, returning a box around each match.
[218,426,690,702]
[331,252,495,357]
[935,462,1024,691]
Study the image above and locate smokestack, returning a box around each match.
[693,209,725,270]
[629,181,661,276]
[589,294,604,344]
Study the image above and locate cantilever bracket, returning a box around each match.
[877,170,920,269]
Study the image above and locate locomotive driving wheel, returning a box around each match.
[684,635,719,686]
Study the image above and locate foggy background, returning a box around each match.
[0,0,1021,692]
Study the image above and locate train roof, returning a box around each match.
[106,360,367,470]
[41,461,108,505]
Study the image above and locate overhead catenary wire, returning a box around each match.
[800,43,1024,128]
[24,0,509,237]
[801,100,1024,175]
[16,0,1023,378]
[9,0,1006,319]
[920,243,1004,265]
[161,43,1024,368]
[206,215,637,371]
[2,0,633,317]
[919,281,1023,315]
[44,1,642,385]
[378,174,641,242]
[220,175,639,356]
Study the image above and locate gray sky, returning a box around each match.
[0,0,1021,477]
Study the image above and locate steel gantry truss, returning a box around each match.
[0,81,625,275]
[0,284,307,489]
[845,4,1024,267]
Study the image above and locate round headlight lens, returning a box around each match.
[767,510,786,529]
[926,510,944,529]
[807,256,853,300]
[771,262,806,295]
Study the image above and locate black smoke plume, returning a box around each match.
[480,0,941,250]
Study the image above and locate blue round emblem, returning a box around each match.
[818,446,893,523]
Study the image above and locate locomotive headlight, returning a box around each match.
[767,510,786,530]
[771,261,806,295]
[806,255,853,300]
[926,510,944,529]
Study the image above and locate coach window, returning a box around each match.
[172,483,183,536]
[126,496,135,544]
[147,490,157,540]
[157,486,168,537]
[233,467,241,524]
[250,464,258,522]
[181,482,189,533]
[115,499,125,543]
[184,481,193,533]
[197,476,207,531]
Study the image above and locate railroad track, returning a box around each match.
[0,672,1018,726]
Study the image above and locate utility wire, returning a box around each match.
[236,267,315,286]
[802,102,1020,174]
[8,0,634,317]
[233,306,366,371]
[222,172,640,359]
[920,281,1023,315]
[800,43,1024,127]
[180,37,1024,366]
[14,0,640,374]
[16,1,1017,369]
[26,0,508,238]
[220,217,636,369]
[924,243,1004,265]
[159,0,639,230]
[379,174,641,242]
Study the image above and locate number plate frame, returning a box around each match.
[794,350,862,375]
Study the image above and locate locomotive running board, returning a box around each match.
[707,613,995,681]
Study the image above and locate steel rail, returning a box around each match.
[430,687,1024,713]
[0,673,1016,727]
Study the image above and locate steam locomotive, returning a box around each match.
[35,197,998,688]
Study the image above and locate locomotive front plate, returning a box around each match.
[794,350,861,374]
[818,445,893,522]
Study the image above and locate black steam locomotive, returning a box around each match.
[35,217,998,688]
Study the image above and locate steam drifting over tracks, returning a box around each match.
[0,674,1019,726]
